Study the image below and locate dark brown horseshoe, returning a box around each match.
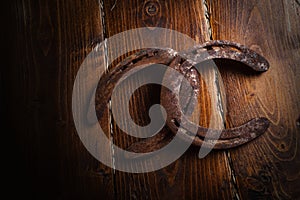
[160,40,270,149]
[95,40,270,152]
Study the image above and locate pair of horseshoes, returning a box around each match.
[95,40,270,152]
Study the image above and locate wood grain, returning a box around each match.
[9,0,113,199]
[8,0,299,199]
[208,0,300,198]
[102,0,233,199]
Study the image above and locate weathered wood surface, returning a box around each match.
[8,0,299,199]
[103,0,233,199]
[208,0,300,199]
[9,0,113,199]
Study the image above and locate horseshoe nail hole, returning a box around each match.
[171,119,180,127]
[229,46,239,51]
[204,46,213,51]
[280,143,286,150]
[145,1,159,16]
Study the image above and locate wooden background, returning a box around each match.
[8,0,300,199]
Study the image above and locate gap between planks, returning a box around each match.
[99,0,117,199]
[97,0,240,199]
[203,0,241,199]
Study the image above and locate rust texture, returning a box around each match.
[95,40,271,152]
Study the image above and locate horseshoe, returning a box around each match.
[161,40,270,149]
[95,40,270,152]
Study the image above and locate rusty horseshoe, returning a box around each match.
[95,40,271,152]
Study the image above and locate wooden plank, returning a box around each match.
[102,0,233,199]
[208,0,300,199]
[8,0,113,199]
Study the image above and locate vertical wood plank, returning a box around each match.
[208,0,300,199]
[8,0,114,199]
[102,0,233,199]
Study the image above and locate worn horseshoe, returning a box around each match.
[160,40,270,149]
[95,40,270,152]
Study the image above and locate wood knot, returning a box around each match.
[144,1,159,16]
